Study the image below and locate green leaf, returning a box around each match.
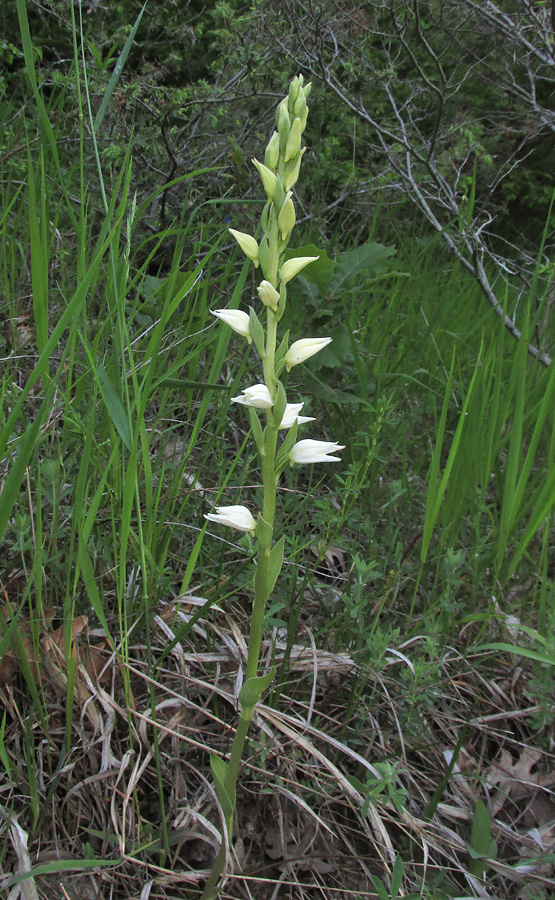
[249,306,265,358]
[273,380,287,427]
[275,421,298,473]
[468,799,495,877]
[95,361,132,450]
[369,874,390,900]
[238,666,276,709]
[390,854,404,897]
[274,330,290,369]
[210,753,235,820]
[255,514,272,545]
[328,242,397,295]
[93,3,147,133]
[302,370,365,405]
[267,536,285,597]
[248,406,265,455]
[0,710,13,785]
[421,343,483,562]
[3,857,123,889]
[478,642,555,666]
[154,378,229,391]
[315,324,351,368]
[0,383,54,544]
[284,243,335,294]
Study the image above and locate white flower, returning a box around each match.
[210,309,252,343]
[280,255,319,284]
[285,337,332,370]
[231,384,274,410]
[257,280,280,312]
[228,228,259,266]
[279,402,315,430]
[289,439,345,464]
[204,505,257,533]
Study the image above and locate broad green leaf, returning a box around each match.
[328,242,396,295]
[238,667,276,709]
[285,243,335,294]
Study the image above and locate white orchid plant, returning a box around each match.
[200,75,344,898]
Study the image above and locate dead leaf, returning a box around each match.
[486,746,555,829]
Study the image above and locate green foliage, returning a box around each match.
[468,799,497,878]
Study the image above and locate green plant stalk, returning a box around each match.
[199,231,280,900]
[201,75,338,899]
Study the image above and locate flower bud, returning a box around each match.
[277,100,290,149]
[293,91,306,120]
[278,193,296,241]
[280,255,319,284]
[228,228,259,267]
[257,280,280,312]
[264,131,280,171]
[210,308,252,343]
[289,76,300,108]
[283,147,305,191]
[285,117,302,163]
[204,505,257,533]
[284,337,332,370]
[252,158,277,199]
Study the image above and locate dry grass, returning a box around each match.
[1,591,554,900]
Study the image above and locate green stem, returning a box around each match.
[200,232,282,900]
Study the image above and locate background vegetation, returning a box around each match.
[0,1,554,898]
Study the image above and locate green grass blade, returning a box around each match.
[93,3,147,134]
